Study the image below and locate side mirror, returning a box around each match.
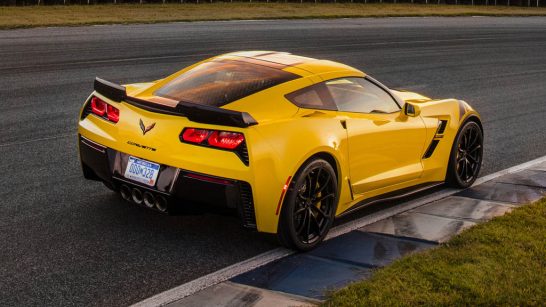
[403,102,421,117]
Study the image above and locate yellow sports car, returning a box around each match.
[78,51,483,250]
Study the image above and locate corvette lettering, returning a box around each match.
[127,141,156,152]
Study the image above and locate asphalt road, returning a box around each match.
[1,17,545,306]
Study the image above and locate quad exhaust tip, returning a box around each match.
[155,195,169,212]
[131,188,143,205]
[143,191,155,209]
[120,184,169,213]
[120,185,131,201]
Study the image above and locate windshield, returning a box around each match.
[154,60,299,107]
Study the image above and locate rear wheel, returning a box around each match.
[277,158,338,251]
[446,120,483,188]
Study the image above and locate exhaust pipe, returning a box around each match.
[120,185,131,201]
[155,195,169,213]
[143,191,155,209]
[131,188,143,205]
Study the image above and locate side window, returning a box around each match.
[285,83,337,111]
[325,77,400,114]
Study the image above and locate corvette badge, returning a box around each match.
[139,119,155,135]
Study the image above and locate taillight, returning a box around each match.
[182,128,210,143]
[207,131,245,149]
[89,96,119,123]
[181,128,244,150]
[106,104,119,123]
[91,97,106,116]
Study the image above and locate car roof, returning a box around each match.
[216,51,364,77]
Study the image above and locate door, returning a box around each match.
[325,77,427,195]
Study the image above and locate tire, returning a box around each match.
[446,120,483,188]
[277,158,338,251]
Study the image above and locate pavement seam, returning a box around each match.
[472,155,546,186]
[131,248,294,307]
[457,181,546,204]
[0,53,214,72]
[0,133,75,148]
[357,230,440,246]
[304,253,378,270]
[223,281,323,305]
[491,180,546,190]
[407,210,511,224]
[444,196,521,208]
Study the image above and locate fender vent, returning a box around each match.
[81,100,93,120]
[437,120,448,134]
[238,182,256,229]
[236,142,250,166]
[423,140,440,159]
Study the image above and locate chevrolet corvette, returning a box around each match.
[78,51,483,250]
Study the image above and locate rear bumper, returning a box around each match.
[79,134,257,229]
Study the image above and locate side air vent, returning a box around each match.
[437,120,448,134]
[423,140,440,159]
[236,142,250,166]
[80,99,93,120]
[238,182,256,229]
[423,120,448,159]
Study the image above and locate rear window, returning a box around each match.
[154,60,299,107]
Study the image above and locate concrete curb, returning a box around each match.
[134,155,546,307]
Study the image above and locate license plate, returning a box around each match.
[124,156,160,187]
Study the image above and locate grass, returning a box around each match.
[1,3,546,29]
[324,197,546,306]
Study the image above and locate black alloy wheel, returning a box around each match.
[278,158,338,251]
[447,120,483,188]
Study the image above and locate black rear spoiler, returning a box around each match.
[94,77,258,128]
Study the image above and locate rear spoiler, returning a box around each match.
[94,77,258,128]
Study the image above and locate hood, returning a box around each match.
[391,89,433,104]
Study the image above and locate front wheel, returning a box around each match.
[277,158,338,251]
[446,120,483,188]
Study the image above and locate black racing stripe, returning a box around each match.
[458,100,467,121]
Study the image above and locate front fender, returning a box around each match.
[418,98,482,182]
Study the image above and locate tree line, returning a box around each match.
[1,0,542,6]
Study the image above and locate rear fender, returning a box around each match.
[249,115,351,233]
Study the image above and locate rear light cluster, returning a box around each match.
[181,128,244,150]
[90,97,119,123]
